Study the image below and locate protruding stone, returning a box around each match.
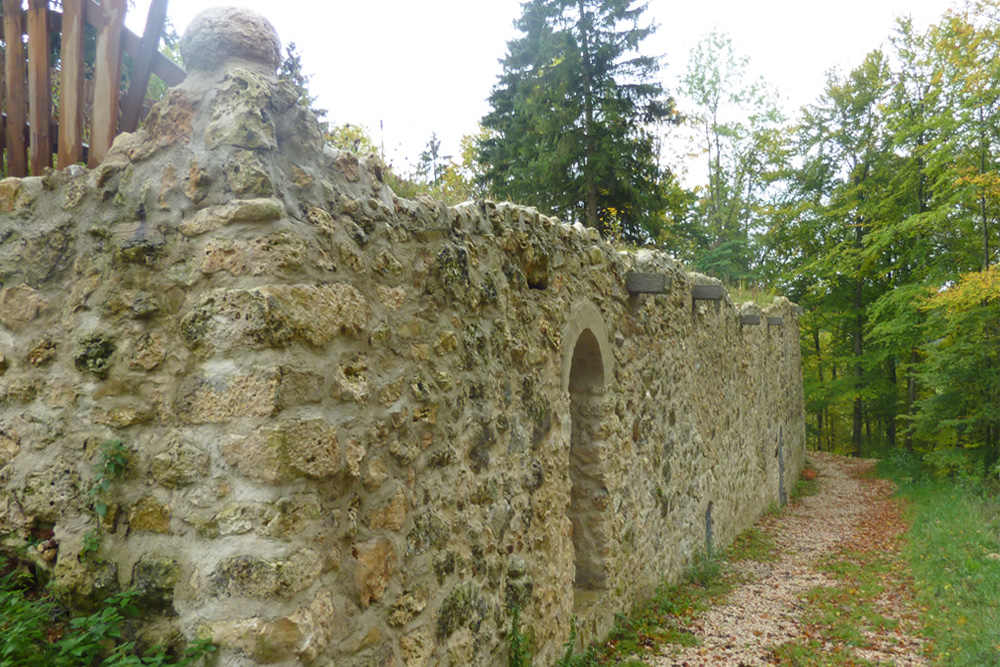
[179,7,281,72]
[349,537,397,609]
[0,284,47,330]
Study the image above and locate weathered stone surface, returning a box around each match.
[204,591,335,664]
[181,284,369,353]
[399,626,435,667]
[220,418,341,484]
[210,548,323,599]
[349,537,397,609]
[179,7,281,72]
[366,486,408,531]
[179,198,284,237]
[200,235,307,276]
[129,332,167,371]
[151,440,211,488]
[132,556,180,615]
[175,371,281,423]
[0,284,47,330]
[128,496,172,533]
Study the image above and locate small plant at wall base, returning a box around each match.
[508,607,534,667]
[89,439,129,520]
[0,557,217,666]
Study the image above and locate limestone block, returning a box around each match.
[349,537,397,609]
[209,548,323,599]
[150,440,209,489]
[131,555,180,615]
[365,486,408,531]
[127,496,171,534]
[175,371,281,424]
[26,338,57,366]
[220,418,341,484]
[179,197,284,237]
[200,235,307,276]
[260,284,370,346]
[182,284,369,353]
[399,626,435,667]
[17,459,83,521]
[0,431,19,468]
[129,333,167,371]
[0,284,47,330]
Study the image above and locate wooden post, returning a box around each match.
[27,0,50,175]
[3,0,28,177]
[119,0,168,133]
[57,0,86,168]
[88,0,127,168]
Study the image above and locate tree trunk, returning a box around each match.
[886,357,896,449]
[578,1,599,231]
[905,348,918,453]
[853,223,864,458]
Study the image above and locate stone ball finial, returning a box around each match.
[179,7,281,72]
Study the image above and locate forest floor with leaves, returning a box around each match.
[651,452,926,667]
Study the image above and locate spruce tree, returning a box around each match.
[478,0,680,243]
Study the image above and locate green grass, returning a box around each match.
[877,455,1000,667]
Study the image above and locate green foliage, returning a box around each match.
[278,42,326,120]
[508,608,533,667]
[77,530,102,566]
[682,31,788,284]
[478,0,682,243]
[89,440,129,520]
[0,558,216,666]
[876,452,1000,666]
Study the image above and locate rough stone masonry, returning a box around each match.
[0,7,805,667]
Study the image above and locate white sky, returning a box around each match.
[128,0,960,175]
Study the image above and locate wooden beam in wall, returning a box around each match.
[625,273,671,295]
[767,316,783,326]
[692,284,724,301]
[740,314,761,326]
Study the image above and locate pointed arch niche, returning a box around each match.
[562,302,614,610]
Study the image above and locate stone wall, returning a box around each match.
[0,8,805,667]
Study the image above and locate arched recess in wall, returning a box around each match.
[562,302,614,601]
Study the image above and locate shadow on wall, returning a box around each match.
[568,328,609,611]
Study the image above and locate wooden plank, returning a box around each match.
[625,272,671,295]
[58,0,86,168]
[691,284,724,301]
[119,0,168,133]
[3,0,28,177]
[740,314,761,326]
[88,0,127,168]
[767,316,783,326]
[27,0,50,175]
[82,0,187,87]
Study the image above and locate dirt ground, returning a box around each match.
[652,452,927,667]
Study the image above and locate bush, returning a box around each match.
[0,557,215,667]
[921,448,985,486]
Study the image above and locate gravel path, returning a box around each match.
[652,452,927,667]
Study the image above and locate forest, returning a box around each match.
[296,0,999,477]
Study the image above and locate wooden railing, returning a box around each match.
[0,0,187,177]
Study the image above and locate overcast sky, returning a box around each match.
[128,0,960,175]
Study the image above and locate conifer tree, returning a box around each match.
[478,0,681,243]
